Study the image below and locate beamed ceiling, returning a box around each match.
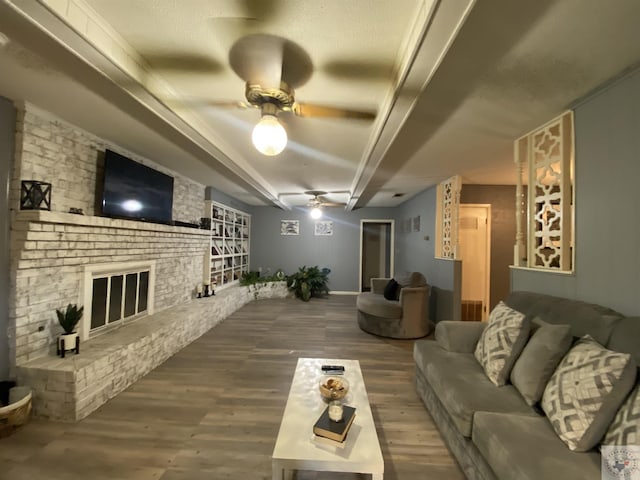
[0,0,639,209]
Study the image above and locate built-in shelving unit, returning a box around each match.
[204,200,250,289]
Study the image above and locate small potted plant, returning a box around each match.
[56,304,83,358]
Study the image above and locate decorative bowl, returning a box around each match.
[319,376,349,401]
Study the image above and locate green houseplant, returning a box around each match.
[56,304,83,358]
[286,266,330,301]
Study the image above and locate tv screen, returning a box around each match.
[102,149,174,224]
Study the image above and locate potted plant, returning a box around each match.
[56,304,83,358]
[286,266,331,301]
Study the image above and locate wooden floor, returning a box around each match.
[0,295,463,480]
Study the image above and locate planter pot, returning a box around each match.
[57,332,80,358]
[0,386,32,437]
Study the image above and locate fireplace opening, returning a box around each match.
[83,261,155,338]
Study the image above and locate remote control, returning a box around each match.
[321,365,344,373]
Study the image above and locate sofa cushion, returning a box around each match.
[474,301,529,386]
[603,381,640,446]
[542,336,636,451]
[473,412,602,480]
[383,279,399,301]
[356,292,402,319]
[505,291,623,346]
[435,321,486,353]
[606,316,640,367]
[395,271,427,288]
[416,342,536,437]
[510,322,573,406]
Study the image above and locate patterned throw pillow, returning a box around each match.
[603,382,639,446]
[474,301,529,386]
[542,336,636,451]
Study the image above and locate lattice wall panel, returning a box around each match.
[527,112,574,270]
[437,175,461,259]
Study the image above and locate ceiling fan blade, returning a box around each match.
[163,98,255,111]
[241,0,281,23]
[292,102,376,120]
[140,52,225,74]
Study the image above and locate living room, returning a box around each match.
[1,1,640,479]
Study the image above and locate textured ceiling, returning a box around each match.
[0,0,639,208]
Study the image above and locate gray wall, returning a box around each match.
[395,186,461,321]
[512,67,640,316]
[0,97,15,380]
[461,185,517,309]
[249,206,395,292]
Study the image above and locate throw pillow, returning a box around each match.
[474,301,529,386]
[541,336,636,451]
[383,279,399,301]
[602,381,639,446]
[510,322,573,406]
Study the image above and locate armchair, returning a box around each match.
[356,272,432,339]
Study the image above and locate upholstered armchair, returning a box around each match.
[356,272,432,339]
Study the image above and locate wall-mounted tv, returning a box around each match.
[101,149,174,224]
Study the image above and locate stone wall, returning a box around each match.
[8,103,208,372]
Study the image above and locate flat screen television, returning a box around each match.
[101,149,174,224]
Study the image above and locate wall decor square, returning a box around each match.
[413,215,421,232]
[20,180,52,210]
[314,221,333,236]
[280,220,300,235]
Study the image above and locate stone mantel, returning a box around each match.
[13,210,210,236]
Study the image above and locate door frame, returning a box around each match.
[459,204,491,320]
[359,219,395,293]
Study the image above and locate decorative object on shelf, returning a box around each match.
[200,217,211,230]
[20,180,52,211]
[314,220,333,236]
[56,303,83,358]
[69,207,84,215]
[196,284,203,298]
[280,220,299,235]
[203,281,211,297]
[286,266,330,301]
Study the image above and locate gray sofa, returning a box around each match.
[357,272,432,339]
[414,291,640,480]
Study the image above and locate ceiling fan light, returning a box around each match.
[252,114,287,156]
[310,207,323,219]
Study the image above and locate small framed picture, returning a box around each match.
[314,220,333,236]
[281,220,300,235]
[413,215,421,232]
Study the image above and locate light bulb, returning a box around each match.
[310,207,322,219]
[252,114,287,156]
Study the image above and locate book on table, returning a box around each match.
[313,405,356,442]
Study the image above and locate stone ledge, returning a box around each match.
[13,210,209,236]
[16,282,290,421]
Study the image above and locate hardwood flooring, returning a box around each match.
[0,295,463,480]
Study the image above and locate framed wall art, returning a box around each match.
[314,220,333,236]
[281,220,300,235]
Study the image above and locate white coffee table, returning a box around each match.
[272,358,384,479]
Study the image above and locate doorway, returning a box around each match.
[458,205,491,321]
[359,220,394,292]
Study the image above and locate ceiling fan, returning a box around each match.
[304,190,347,218]
[205,34,377,156]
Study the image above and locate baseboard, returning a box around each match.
[330,291,359,296]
